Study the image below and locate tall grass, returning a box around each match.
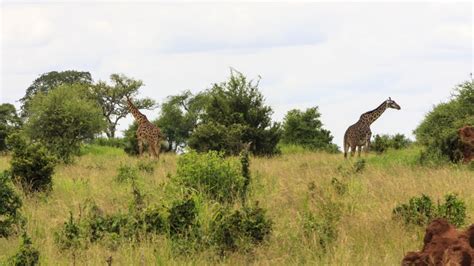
[0,145,473,265]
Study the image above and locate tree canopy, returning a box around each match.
[25,84,106,162]
[0,103,22,152]
[281,107,338,152]
[414,80,473,162]
[20,70,92,115]
[91,74,155,138]
[188,70,281,156]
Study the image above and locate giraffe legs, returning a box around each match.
[357,146,362,157]
[350,145,357,157]
[138,138,144,157]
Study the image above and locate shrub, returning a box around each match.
[281,107,338,152]
[168,198,199,239]
[371,134,412,154]
[0,171,23,238]
[330,177,347,195]
[392,194,435,226]
[211,205,272,253]
[188,70,281,156]
[115,164,138,183]
[353,159,366,173]
[8,232,40,266]
[174,150,245,204]
[91,137,126,148]
[54,212,81,251]
[25,84,106,163]
[7,133,56,192]
[0,103,22,153]
[414,80,473,163]
[137,161,155,174]
[393,193,467,227]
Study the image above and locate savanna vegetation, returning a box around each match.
[0,69,472,265]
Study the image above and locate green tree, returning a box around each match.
[371,133,412,154]
[188,70,281,156]
[156,90,208,151]
[0,171,23,237]
[414,80,474,162]
[0,103,22,152]
[91,74,155,138]
[20,70,92,116]
[281,107,338,152]
[25,84,106,163]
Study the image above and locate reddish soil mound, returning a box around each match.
[459,126,474,163]
[402,219,474,266]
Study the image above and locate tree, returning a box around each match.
[25,84,106,163]
[188,70,281,156]
[156,90,208,151]
[281,107,338,152]
[414,80,474,162]
[91,74,155,138]
[20,70,92,115]
[371,133,412,154]
[0,103,22,152]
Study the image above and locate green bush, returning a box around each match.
[393,193,467,227]
[188,70,281,156]
[371,133,412,154]
[168,198,199,239]
[54,212,81,251]
[8,232,40,266]
[137,161,155,174]
[414,81,473,163]
[25,84,106,163]
[91,137,126,148]
[353,159,366,173]
[330,177,347,195]
[115,164,138,183]
[7,133,56,192]
[281,107,338,153]
[0,171,23,238]
[0,103,22,153]
[211,205,272,253]
[174,150,245,204]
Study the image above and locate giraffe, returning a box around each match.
[343,97,401,158]
[126,95,163,158]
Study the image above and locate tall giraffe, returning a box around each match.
[343,97,401,158]
[126,95,163,158]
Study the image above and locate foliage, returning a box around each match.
[393,193,467,227]
[91,74,155,138]
[174,150,245,204]
[0,171,23,238]
[54,212,81,251]
[330,177,347,195]
[240,145,251,203]
[156,90,209,152]
[0,103,22,153]
[7,133,56,192]
[8,232,40,266]
[353,159,366,173]
[137,161,155,174]
[414,80,473,163]
[371,133,412,154]
[188,69,281,156]
[115,164,139,183]
[90,137,126,149]
[25,84,106,163]
[281,107,338,152]
[211,205,272,253]
[168,198,199,239]
[20,70,92,116]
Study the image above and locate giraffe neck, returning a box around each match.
[360,101,388,125]
[127,98,148,124]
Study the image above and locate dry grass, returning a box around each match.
[0,146,472,265]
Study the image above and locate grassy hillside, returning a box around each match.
[1,146,473,265]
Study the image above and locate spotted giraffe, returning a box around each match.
[343,97,401,158]
[126,96,163,158]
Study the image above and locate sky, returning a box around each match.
[1,1,472,147]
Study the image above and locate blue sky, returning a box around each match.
[1,2,472,147]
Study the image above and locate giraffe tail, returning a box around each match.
[343,134,348,158]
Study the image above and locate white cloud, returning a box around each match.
[1,2,472,147]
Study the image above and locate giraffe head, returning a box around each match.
[386,97,401,110]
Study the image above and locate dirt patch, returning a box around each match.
[402,218,474,266]
[459,126,474,163]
